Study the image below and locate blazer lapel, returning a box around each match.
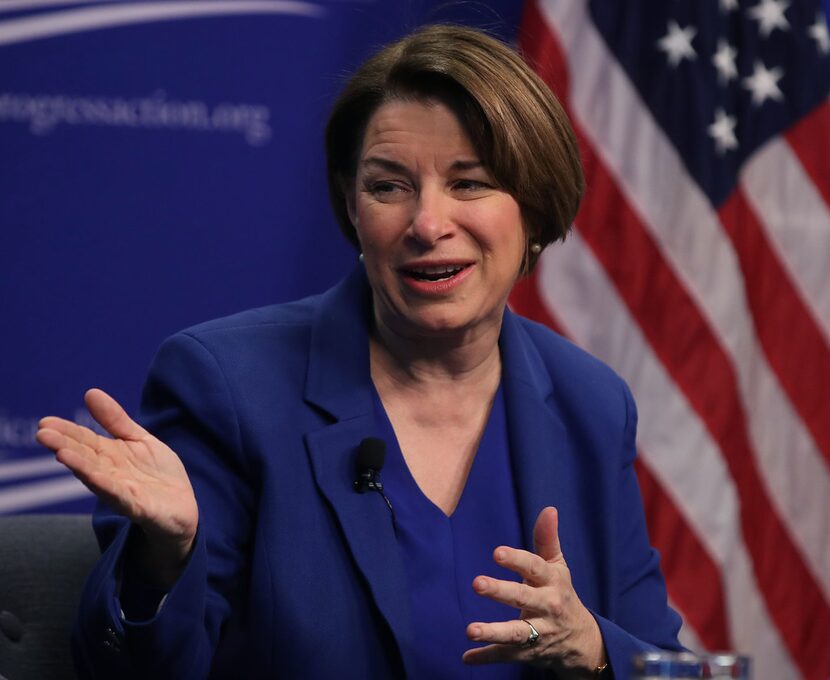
[499,310,573,554]
[305,421,412,657]
[302,269,413,667]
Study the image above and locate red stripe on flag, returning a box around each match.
[635,457,733,651]
[784,100,830,212]
[510,274,566,335]
[519,3,830,676]
[718,190,830,470]
[511,274,733,651]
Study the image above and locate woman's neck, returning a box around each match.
[369,310,503,394]
[369,312,505,516]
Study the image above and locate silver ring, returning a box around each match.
[520,619,540,648]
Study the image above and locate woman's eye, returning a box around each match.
[364,180,409,199]
[453,179,490,192]
[373,181,399,193]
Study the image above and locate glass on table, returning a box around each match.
[632,651,703,678]
[704,653,750,679]
[632,651,750,679]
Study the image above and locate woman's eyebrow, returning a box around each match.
[359,157,486,175]
[450,159,484,171]
[360,157,408,173]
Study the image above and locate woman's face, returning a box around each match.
[349,99,525,341]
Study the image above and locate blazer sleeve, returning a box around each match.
[592,382,684,678]
[72,331,256,680]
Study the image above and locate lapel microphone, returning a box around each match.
[354,437,386,493]
[354,437,396,528]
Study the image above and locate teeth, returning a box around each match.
[407,264,466,282]
[412,265,463,275]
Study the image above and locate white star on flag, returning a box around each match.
[748,0,791,38]
[707,108,739,154]
[657,21,697,67]
[712,39,738,85]
[743,60,785,105]
[719,0,739,11]
[808,12,830,54]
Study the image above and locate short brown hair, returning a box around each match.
[325,23,584,272]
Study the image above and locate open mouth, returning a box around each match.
[402,264,470,282]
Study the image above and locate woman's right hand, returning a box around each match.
[36,388,199,585]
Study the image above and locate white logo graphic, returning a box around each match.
[0,0,325,46]
[0,455,90,514]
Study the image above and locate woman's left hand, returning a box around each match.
[462,506,606,677]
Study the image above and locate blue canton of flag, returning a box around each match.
[589,0,830,205]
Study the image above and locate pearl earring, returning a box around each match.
[358,253,364,263]
[530,243,542,254]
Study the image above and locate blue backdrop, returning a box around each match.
[0,0,523,514]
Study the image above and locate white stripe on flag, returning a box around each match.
[741,138,830,342]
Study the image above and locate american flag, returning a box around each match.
[509,1,830,678]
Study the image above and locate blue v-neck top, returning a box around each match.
[372,384,527,680]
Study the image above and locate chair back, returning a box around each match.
[0,514,98,680]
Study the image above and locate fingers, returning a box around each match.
[36,425,124,502]
[37,409,125,489]
[465,510,591,670]
[472,575,538,611]
[37,422,148,518]
[36,421,97,458]
[85,388,147,440]
[481,507,564,587]
[473,570,573,623]
[491,545,552,586]
[37,388,146,453]
[533,506,562,563]
[36,424,106,478]
[466,618,539,647]
[464,619,542,666]
[37,416,101,451]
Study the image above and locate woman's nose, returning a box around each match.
[409,189,454,246]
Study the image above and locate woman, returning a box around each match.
[37,24,682,679]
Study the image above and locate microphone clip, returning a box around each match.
[354,470,383,494]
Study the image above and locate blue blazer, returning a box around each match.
[74,268,682,679]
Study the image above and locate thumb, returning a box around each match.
[533,506,564,563]
[85,388,147,441]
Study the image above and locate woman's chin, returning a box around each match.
[394,312,492,342]
[373,295,504,345]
